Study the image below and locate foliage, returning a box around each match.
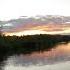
[0,34,70,54]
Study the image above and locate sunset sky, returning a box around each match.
[4,22,70,36]
[0,0,70,36]
[0,0,70,21]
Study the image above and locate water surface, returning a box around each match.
[2,43,70,70]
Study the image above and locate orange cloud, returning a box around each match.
[4,23,70,36]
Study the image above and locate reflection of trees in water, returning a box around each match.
[0,34,70,68]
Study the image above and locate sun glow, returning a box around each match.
[4,28,70,36]
[4,30,47,36]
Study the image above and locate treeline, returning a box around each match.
[0,34,70,54]
[0,34,70,63]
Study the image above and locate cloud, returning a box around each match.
[3,23,13,27]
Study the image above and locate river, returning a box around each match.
[1,42,70,70]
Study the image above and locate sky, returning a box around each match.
[0,0,70,21]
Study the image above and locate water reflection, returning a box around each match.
[1,42,70,70]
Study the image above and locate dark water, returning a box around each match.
[1,43,70,70]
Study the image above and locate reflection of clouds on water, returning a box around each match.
[4,54,70,67]
[3,42,70,70]
[3,61,70,70]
